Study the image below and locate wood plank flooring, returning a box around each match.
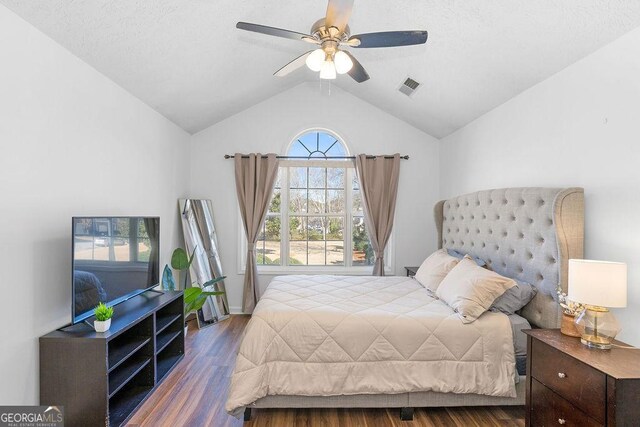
[128,315,525,427]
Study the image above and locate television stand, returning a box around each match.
[40,290,184,427]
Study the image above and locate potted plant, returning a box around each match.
[161,247,226,335]
[94,302,114,333]
[182,277,226,335]
[557,288,585,337]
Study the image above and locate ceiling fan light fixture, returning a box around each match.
[319,60,337,79]
[334,50,353,74]
[236,0,428,84]
[306,48,325,72]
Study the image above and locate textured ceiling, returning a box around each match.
[3,1,640,137]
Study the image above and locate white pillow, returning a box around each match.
[436,256,516,323]
[414,249,460,291]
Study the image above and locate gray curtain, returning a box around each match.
[234,153,279,313]
[143,218,159,286]
[355,154,401,276]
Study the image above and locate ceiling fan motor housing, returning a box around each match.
[311,18,351,44]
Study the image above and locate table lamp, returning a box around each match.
[568,259,627,349]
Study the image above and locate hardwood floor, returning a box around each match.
[128,315,525,427]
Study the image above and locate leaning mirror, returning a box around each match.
[179,199,230,327]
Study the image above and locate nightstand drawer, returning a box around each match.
[531,339,606,423]
[531,379,602,427]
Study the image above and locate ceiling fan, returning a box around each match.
[236,0,428,83]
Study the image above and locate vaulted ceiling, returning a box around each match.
[3,1,640,137]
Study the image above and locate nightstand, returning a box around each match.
[524,329,640,426]
[404,266,419,277]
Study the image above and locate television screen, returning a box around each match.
[72,217,160,323]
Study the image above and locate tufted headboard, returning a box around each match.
[434,188,584,328]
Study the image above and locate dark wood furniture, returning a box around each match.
[525,329,640,426]
[404,266,419,277]
[40,291,184,427]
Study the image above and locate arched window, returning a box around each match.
[287,131,348,159]
[247,130,392,272]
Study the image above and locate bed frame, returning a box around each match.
[246,187,584,420]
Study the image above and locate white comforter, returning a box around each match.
[226,275,516,417]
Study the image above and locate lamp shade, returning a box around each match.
[334,50,353,74]
[568,259,627,308]
[319,60,336,80]
[305,49,325,72]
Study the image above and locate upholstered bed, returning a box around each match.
[226,187,584,419]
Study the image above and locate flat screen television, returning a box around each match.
[72,216,160,324]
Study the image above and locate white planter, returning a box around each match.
[94,318,111,333]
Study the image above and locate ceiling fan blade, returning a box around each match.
[343,51,369,83]
[325,0,354,33]
[348,31,428,48]
[274,51,313,77]
[236,22,313,42]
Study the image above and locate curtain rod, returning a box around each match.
[223,154,409,160]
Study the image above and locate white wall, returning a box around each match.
[191,82,440,312]
[0,6,190,404]
[440,27,640,345]
[7,0,637,406]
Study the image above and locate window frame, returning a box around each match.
[237,132,394,275]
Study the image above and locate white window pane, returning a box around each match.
[259,216,281,266]
[327,217,344,240]
[308,241,326,265]
[268,189,281,213]
[289,189,307,213]
[327,241,344,266]
[327,190,345,213]
[352,189,363,214]
[352,216,374,266]
[274,168,284,189]
[264,240,281,265]
[327,168,345,189]
[289,240,307,265]
[352,173,360,190]
[265,216,281,241]
[325,138,347,157]
[289,216,306,241]
[307,216,325,241]
[309,167,326,188]
[308,190,325,214]
[289,167,307,188]
[256,224,267,265]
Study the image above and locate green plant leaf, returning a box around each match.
[191,295,208,312]
[201,290,224,296]
[187,247,197,268]
[202,276,226,288]
[183,287,201,304]
[94,302,114,321]
[161,265,175,291]
[171,248,189,270]
[182,278,224,316]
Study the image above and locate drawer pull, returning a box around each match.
[558,419,566,425]
[557,372,566,378]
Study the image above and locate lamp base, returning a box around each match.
[580,334,612,350]
[574,306,621,351]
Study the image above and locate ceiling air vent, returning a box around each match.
[399,77,420,97]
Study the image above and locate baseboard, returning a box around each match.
[229,306,245,315]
